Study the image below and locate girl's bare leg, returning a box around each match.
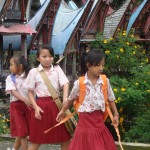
[28,143,41,150]
[20,136,28,150]
[61,140,70,150]
[13,137,21,150]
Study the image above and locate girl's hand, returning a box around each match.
[56,110,66,122]
[34,106,44,120]
[113,115,119,128]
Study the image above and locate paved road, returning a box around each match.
[0,141,61,150]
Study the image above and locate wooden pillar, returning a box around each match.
[26,0,32,21]
[59,54,66,74]
[0,35,3,74]
[72,52,77,79]
[21,35,27,59]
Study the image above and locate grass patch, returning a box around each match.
[117,145,150,150]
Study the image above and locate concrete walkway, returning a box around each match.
[0,141,61,150]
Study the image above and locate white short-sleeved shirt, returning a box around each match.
[68,73,116,113]
[5,73,28,102]
[25,64,69,97]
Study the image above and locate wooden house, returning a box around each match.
[0,0,37,76]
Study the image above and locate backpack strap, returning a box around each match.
[74,76,86,112]
[10,74,16,84]
[100,75,109,121]
[101,75,124,150]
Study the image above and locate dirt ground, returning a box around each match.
[0,141,60,150]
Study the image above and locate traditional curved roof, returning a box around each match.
[0,0,6,13]
[51,0,89,55]
[3,0,50,50]
[126,0,148,34]
[103,0,131,39]
[27,0,50,30]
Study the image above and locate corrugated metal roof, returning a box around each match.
[126,0,148,34]
[51,0,90,55]
[103,0,131,39]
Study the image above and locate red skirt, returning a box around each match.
[29,97,71,144]
[10,101,31,137]
[68,110,117,150]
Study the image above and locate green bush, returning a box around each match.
[91,29,150,143]
[124,110,150,143]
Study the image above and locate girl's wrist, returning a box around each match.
[114,113,119,117]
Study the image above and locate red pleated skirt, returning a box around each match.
[68,110,117,150]
[29,97,71,144]
[10,100,31,137]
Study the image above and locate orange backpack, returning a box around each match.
[73,74,109,121]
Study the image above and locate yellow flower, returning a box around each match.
[135,82,139,86]
[116,55,119,59]
[137,45,140,48]
[118,97,122,101]
[133,51,136,54]
[113,88,118,92]
[131,34,134,38]
[105,50,110,54]
[115,97,122,103]
[123,30,126,33]
[122,33,126,36]
[110,38,113,40]
[147,90,150,93]
[120,48,124,53]
[126,42,129,45]
[121,88,126,92]
[0,114,2,117]
[134,46,137,49]
[2,120,5,123]
[146,58,149,62]
[143,50,146,54]
[119,117,124,123]
[103,40,108,44]
[119,107,123,113]
[3,126,6,129]
[122,128,125,133]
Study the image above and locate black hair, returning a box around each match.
[34,45,55,67]
[11,55,31,78]
[85,50,105,66]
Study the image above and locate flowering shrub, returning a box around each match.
[91,29,150,143]
[0,113,10,135]
[92,29,149,76]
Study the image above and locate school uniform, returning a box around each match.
[68,73,117,150]
[25,64,71,144]
[5,73,30,137]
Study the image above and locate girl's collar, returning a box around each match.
[38,64,54,72]
[15,72,25,78]
[84,73,104,85]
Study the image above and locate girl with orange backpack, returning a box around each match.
[56,50,119,150]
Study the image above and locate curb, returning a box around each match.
[1,135,150,148]
[115,142,150,147]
